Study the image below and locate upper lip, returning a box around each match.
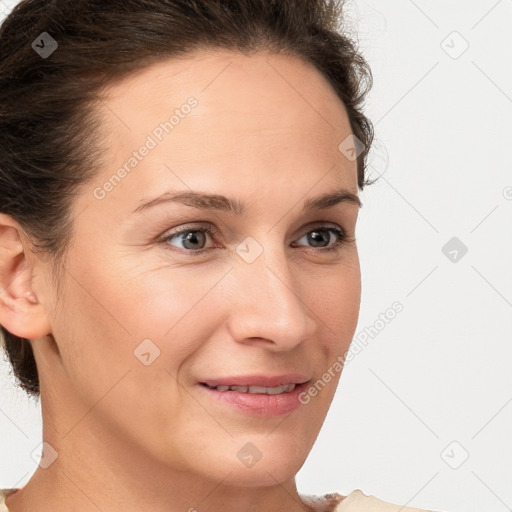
[199,374,310,388]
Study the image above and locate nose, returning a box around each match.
[225,244,316,351]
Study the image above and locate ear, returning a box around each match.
[0,213,52,340]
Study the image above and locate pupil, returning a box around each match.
[310,230,328,247]
[184,231,205,249]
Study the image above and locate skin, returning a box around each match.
[0,49,362,512]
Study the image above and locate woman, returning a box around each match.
[0,1,447,510]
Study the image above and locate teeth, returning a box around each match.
[207,383,296,394]
[248,386,268,394]
[230,386,248,392]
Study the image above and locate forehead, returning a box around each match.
[98,49,352,153]
[80,50,358,219]
[100,48,348,121]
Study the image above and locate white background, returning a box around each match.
[1,1,511,511]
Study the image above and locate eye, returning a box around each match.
[160,223,217,252]
[158,223,352,255]
[293,225,348,252]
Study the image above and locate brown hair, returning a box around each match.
[0,0,375,397]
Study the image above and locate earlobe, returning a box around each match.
[0,213,52,340]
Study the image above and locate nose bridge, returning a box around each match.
[226,237,314,349]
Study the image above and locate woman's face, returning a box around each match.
[36,50,362,486]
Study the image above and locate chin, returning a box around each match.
[196,433,310,488]
[217,459,303,488]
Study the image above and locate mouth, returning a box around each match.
[199,373,309,389]
[200,382,298,394]
[197,374,311,417]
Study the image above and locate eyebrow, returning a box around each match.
[132,187,362,215]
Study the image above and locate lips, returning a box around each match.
[197,374,311,417]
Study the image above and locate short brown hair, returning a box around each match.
[0,0,375,397]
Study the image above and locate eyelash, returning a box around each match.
[158,222,352,255]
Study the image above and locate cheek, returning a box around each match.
[48,255,213,441]
[303,258,361,342]
[51,270,136,387]
[77,256,235,395]
[116,261,230,343]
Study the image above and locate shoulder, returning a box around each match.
[300,489,448,512]
[0,489,18,512]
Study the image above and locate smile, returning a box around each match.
[197,378,310,417]
[201,383,296,394]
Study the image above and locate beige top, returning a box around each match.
[0,487,443,511]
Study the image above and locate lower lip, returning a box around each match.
[198,382,309,417]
